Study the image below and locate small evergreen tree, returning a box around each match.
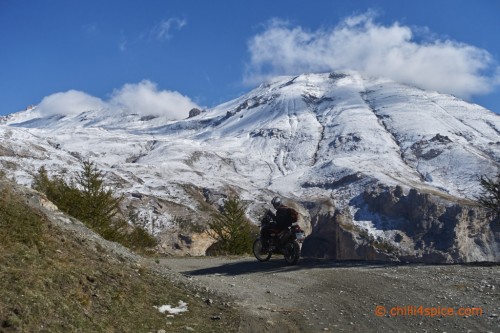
[32,166,50,194]
[74,160,122,231]
[477,171,500,218]
[207,197,254,255]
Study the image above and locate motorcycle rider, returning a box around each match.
[261,196,299,251]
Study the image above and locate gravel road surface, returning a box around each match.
[158,256,499,333]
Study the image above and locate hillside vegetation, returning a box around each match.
[0,177,240,332]
[32,161,157,253]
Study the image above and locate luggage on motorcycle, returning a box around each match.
[278,229,292,244]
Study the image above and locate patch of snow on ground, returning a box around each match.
[154,300,188,315]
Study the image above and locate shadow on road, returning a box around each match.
[182,257,399,277]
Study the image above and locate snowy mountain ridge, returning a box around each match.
[1,71,499,261]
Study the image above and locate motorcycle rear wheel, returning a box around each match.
[253,239,272,262]
[283,240,301,265]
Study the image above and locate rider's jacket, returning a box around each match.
[273,205,296,229]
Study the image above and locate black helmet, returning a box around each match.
[271,196,282,209]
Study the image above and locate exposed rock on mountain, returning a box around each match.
[188,108,202,118]
[302,185,499,263]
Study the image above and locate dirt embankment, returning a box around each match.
[156,256,499,333]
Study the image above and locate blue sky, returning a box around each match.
[1,0,499,118]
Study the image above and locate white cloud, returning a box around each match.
[153,17,187,40]
[37,81,200,120]
[109,80,199,118]
[246,13,499,99]
[38,90,106,116]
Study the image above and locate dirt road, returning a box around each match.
[157,256,499,333]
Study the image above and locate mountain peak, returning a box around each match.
[4,71,499,199]
[1,72,499,261]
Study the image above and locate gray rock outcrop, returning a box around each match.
[302,185,499,263]
[188,108,202,118]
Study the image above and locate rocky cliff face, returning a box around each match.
[302,185,499,263]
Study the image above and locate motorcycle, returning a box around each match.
[252,210,306,265]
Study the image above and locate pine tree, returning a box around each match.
[207,197,254,255]
[32,166,50,194]
[477,171,500,217]
[74,160,122,231]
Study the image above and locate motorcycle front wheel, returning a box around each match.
[253,239,272,262]
[283,240,301,265]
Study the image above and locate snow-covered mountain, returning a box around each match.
[1,71,499,262]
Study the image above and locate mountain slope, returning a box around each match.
[1,71,499,262]
[0,176,241,332]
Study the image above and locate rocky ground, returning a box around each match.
[154,256,499,333]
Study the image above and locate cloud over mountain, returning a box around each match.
[38,90,106,116]
[246,12,500,99]
[109,80,199,118]
[37,80,200,120]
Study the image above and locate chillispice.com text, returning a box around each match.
[375,305,483,318]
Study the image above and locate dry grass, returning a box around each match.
[0,185,241,333]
